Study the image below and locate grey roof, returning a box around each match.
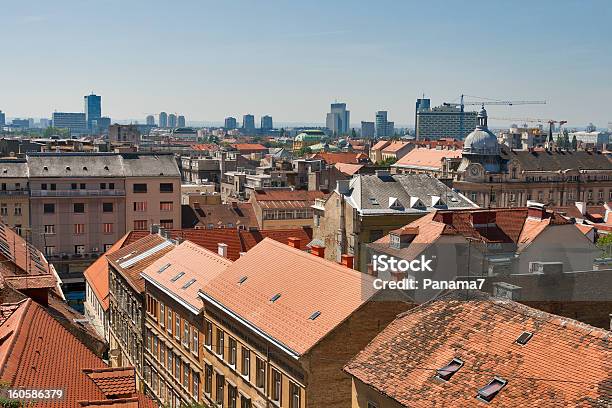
[25,153,180,178]
[0,160,29,178]
[344,173,476,214]
[506,150,612,172]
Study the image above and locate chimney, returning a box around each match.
[287,237,301,249]
[239,251,247,257]
[575,201,587,216]
[526,200,546,220]
[218,242,228,258]
[311,245,325,258]
[341,254,354,269]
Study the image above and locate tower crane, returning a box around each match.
[490,116,568,148]
[442,94,547,138]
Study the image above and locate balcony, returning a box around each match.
[0,190,29,196]
[31,189,126,197]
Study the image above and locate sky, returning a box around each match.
[2,0,612,128]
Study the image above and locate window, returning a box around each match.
[477,377,507,403]
[41,183,47,190]
[228,385,237,408]
[71,183,77,190]
[103,223,113,234]
[100,183,106,189]
[133,183,147,193]
[516,331,533,345]
[471,192,477,202]
[183,362,189,389]
[289,382,301,408]
[436,358,463,381]
[74,203,85,213]
[160,219,173,229]
[175,316,181,341]
[103,202,114,212]
[215,328,224,358]
[167,352,173,374]
[74,224,85,234]
[75,245,85,254]
[134,202,147,212]
[191,328,198,356]
[43,203,55,214]
[241,395,252,408]
[0,204,6,216]
[44,246,55,256]
[14,204,22,216]
[204,364,213,395]
[367,403,378,408]
[50,184,56,190]
[104,244,113,252]
[204,320,212,348]
[160,183,174,193]
[214,373,225,405]
[160,201,173,211]
[167,309,173,335]
[255,358,265,389]
[80,183,86,190]
[271,368,282,402]
[183,322,190,348]
[174,353,180,379]
[109,183,115,189]
[134,220,148,230]
[192,370,199,398]
[160,304,165,328]
[241,347,250,378]
[228,337,237,366]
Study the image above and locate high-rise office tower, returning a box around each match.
[325,102,350,135]
[375,111,394,138]
[146,115,155,126]
[415,98,430,135]
[415,100,477,140]
[361,121,375,138]
[177,115,186,127]
[224,117,237,129]
[52,112,87,135]
[159,112,168,128]
[242,114,255,131]
[84,93,102,131]
[0,111,5,127]
[168,114,177,128]
[260,115,273,130]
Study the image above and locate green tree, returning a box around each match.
[297,146,312,157]
[351,128,357,138]
[571,134,578,150]
[43,126,69,138]
[596,234,612,258]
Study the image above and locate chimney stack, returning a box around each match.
[311,245,325,258]
[287,237,301,249]
[526,200,547,220]
[575,201,587,216]
[341,254,354,269]
[218,242,228,258]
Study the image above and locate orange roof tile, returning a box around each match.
[310,152,370,164]
[84,233,131,310]
[381,141,410,153]
[371,140,391,150]
[334,162,364,175]
[201,238,378,357]
[84,367,136,397]
[231,143,268,152]
[394,147,462,169]
[344,291,612,407]
[142,241,231,312]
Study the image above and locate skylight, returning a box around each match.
[182,278,196,289]
[436,358,463,381]
[308,311,321,320]
[477,377,507,403]
[269,293,281,303]
[171,272,185,282]
[515,331,533,345]
[368,197,380,205]
[238,276,248,285]
[157,263,171,273]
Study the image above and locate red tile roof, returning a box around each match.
[201,238,378,356]
[371,140,391,150]
[334,162,364,176]
[84,234,131,310]
[84,367,136,397]
[106,235,175,293]
[394,147,462,170]
[252,189,327,209]
[310,152,370,164]
[0,299,154,407]
[231,143,268,152]
[381,141,410,153]
[344,291,612,407]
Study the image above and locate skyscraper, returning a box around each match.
[361,121,375,138]
[224,117,237,129]
[52,112,87,135]
[168,114,177,128]
[159,112,168,128]
[177,115,186,127]
[0,111,5,127]
[84,93,102,131]
[326,102,350,135]
[415,101,477,140]
[242,114,255,132]
[146,115,155,126]
[375,111,394,138]
[260,115,273,130]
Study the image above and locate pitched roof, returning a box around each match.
[381,141,411,153]
[84,233,131,310]
[142,241,231,313]
[393,147,462,170]
[231,143,268,152]
[507,149,612,171]
[106,235,175,293]
[187,202,258,229]
[310,152,370,164]
[84,367,136,397]
[371,140,391,150]
[253,189,327,209]
[344,291,612,407]
[334,162,364,176]
[200,238,378,357]
[0,299,155,407]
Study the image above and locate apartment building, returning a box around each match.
[24,152,180,278]
[0,159,29,237]
[141,241,231,407]
[249,189,327,230]
[107,234,176,389]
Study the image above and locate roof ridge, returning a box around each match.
[0,298,32,380]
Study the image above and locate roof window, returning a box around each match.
[515,331,533,345]
[66,166,71,171]
[477,377,507,403]
[436,358,463,381]
[269,293,281,303]
[238,276,248,285]
[308,311,321,320]
[157,263,171,273]
[182,278,196,289]
[171,272,185,282]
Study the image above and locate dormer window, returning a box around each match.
[390,234,401,249]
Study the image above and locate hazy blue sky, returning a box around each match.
[2,0,611,127]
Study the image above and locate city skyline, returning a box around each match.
[1,0,611,127]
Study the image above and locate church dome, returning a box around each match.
[463,106,500,155]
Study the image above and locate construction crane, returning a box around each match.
[443,94,547,138]
[490,116,567,146]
